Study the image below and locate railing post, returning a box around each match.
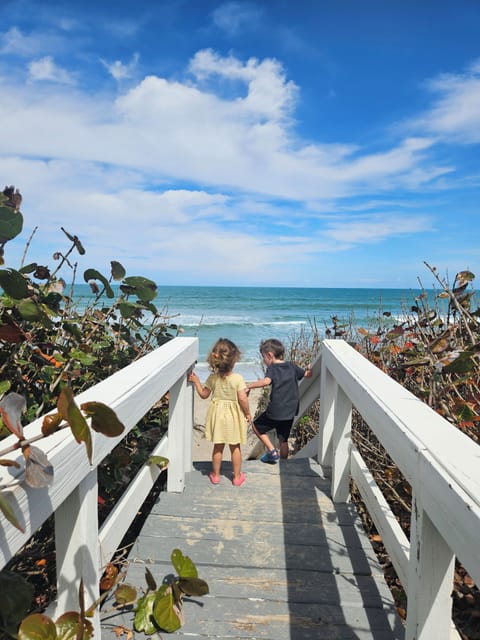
[183,377,194,474]
[53,468,100,632]
[318,361,336,465]
[167,375,189,492]
[331,384,352,503]
[406,493,455,640]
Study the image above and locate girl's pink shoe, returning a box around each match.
[209,472,220,485]
[232,472,246,487]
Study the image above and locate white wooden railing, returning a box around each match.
[0,337,198,633]
[1,337,479,640]
[296,340,480,640]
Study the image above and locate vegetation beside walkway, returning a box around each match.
[289,264,479,640]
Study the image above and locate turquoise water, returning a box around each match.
[73,284,426,381]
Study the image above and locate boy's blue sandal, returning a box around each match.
[260,448,280,464]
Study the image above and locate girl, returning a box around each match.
[188,338,251,486]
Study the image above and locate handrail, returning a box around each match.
[0,337,198,631]
[2,336,477,640]
[299,339,479,640]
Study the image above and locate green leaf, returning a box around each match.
[0,268,29,298]
[0,571,33,635]
[69,349,97,366]
[146,456,169,470]
[152,587,182,633]
[134,592,158,635]
[0,205,23,242]
[18,613,56,640]
[57,387,92,463]
[122,276,157,302]
[178,577,209,597]
[83,269,114,299]
[80,401,125,437]
[19,263,38,274]
[55,612,93,640]
[118,301,137,319]
[114,584,137,606]
[62,321,83,341]
[17,300,44,322]
[443,352,475,374]
[0,379,11,395]
[0,494,24,532]
[110,261,126,281]
[171,549,198,578]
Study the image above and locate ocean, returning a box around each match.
[73,285,426,381]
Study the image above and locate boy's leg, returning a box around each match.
[278,437,289,459]
[212,443,225,476]
[252,421,275,453]
[229,443,242,480]
[277,419,294,459]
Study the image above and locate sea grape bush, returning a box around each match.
[2,548,207,639]
[0,186,181,636]
[0,185,180,427]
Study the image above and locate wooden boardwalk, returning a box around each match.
[102,458,405,639]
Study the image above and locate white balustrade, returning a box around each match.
[1,336,478,640]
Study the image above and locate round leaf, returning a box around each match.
[178,577,209,597]
[0,572,33,634]
[23,444,54,488]
[0,268,29,299]
[80,401,125,437]
[152,587,182,633]
[114,584,137,606]
[57,387,92,463]
[146,456,169,470]
[171,548,198,578]
[18,613,56,640]
[0,205,23,242]
[55,612,93,640]
[83,269,114,299]
[122,276,157,302]
[134,592,158,634]
[110,261,126,281]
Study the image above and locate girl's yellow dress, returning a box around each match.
[204,372,248,444]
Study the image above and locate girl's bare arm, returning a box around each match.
[188,372,211,399]
[237,389,252,422]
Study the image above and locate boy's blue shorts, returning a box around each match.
[254,412,294,441]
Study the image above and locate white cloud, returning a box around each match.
[0,27,40,56]
[211,2,262,35]
[1,43,478,285]
[410,60,480,143]
[101,52,139,80]
[0,26,64,57]
[28,55,75,84]
[323,213,433,244]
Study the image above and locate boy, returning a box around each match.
[246,338,312,463]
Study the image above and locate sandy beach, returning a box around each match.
[191,388,264,461]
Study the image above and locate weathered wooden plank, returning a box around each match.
[101,460,403,640]
[102,594,402,639]
[124,561,393,606]
[140,513,372,550]
[133,532,378,575]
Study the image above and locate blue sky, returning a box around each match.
[0,0,479,288]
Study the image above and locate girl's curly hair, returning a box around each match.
[207,338,241,376]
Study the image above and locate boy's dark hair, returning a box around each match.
[259,338,285,359]
[207,338,241,376]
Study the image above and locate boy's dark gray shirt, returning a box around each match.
[264,361,306,420]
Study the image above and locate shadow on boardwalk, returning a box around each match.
[102,458,405,639]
